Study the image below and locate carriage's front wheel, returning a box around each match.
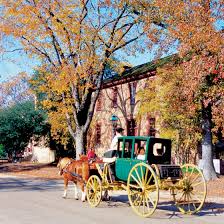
[127,163,159,218]
[173,164,207,214]
[86,175,102,207]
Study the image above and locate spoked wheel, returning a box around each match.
[86,175,102,207]
[173,164,207,214]
[127,163,159,218]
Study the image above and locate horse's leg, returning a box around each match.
[58,169,63,175]
[63,178,68,198]
[74,182,79,200]
[80,183,86,202]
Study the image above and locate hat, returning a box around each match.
[116,127,124,133]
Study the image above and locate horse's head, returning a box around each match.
[57,157,73,175]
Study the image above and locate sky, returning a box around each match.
[0,53,38,82]
[0,50,155,83]
[1,18,223,83]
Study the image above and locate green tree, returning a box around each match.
[0,101,49,159]
[0,144,7,158]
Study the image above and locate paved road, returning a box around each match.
[0,175,224,224]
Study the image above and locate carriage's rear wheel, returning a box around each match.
[86,175,102,207]
[127,163,159,218]
[173,164,207,214]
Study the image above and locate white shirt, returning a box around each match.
[110,133,122,150]
[137,154,146,160]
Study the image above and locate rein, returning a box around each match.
[62,161,85,184]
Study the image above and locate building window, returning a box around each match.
[111,87,118,108]
[127,118,136,136]
[96,123,101,144]
[129,82,137,105]
[96,93,102,111]
[147,117,156,137]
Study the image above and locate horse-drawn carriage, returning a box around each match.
[86,136,207,218]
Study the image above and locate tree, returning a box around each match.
[29,71,73,149]
[0,73,32,108]
[2,0,167,158]
[139,0,224,180]
[138,62,198,164]
[0,144,7,158]
[104,82,140,133]
[0,101,49,159]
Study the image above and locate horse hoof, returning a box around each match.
[75,197,79,200]
[62,196,66,199]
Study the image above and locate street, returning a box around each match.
[0,175,224,224]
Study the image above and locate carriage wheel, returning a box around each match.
[127,163,159,218]
[86,175,102,207]
[173,164,207,214]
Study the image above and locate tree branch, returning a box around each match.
[112,33,144,53]
[22,36,56,67]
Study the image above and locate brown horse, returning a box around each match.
[57,157,90,201]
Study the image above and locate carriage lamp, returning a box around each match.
[110,114,119,138]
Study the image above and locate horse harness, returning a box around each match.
[62,160,85,183]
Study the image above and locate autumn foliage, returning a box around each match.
[2,0,165,157]
[138,0,223,180]
[1,1,223,180]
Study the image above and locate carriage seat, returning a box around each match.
[103,157,116,163]
[103,149,118,158]
[103,149,119,163]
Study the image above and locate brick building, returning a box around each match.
[88,55,175,156]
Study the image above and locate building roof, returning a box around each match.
[102,54,179,89]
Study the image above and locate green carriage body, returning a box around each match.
[115,136,172,181]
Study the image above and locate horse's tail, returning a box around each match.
[82,161,90,182]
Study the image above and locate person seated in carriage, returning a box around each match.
[87,148,97,160]
[136,147,146,160]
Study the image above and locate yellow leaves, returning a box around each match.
[48,110,71,145]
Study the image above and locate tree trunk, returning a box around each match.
[201,103,217,180]
[75,128,87,159]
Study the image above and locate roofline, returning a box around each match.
[101,70,156,89]
[101,54,179,89]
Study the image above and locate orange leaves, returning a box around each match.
[138,50,223,157]
[147,0,223,56]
